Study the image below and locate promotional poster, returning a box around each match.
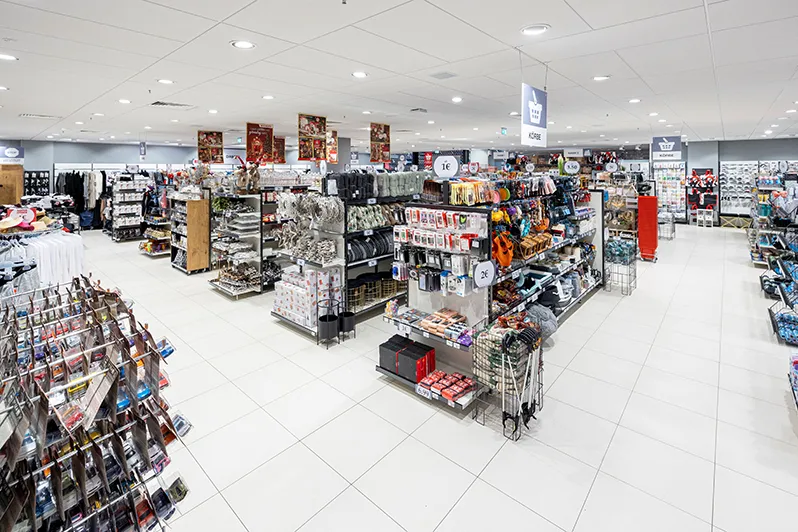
[297,114,327,161]
[273,136,286,164]
[197,130,224,164]
[370,123,391,163]
[246,123,274,164]
[326,130,339,164]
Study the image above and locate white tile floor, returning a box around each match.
[81,224,798,532]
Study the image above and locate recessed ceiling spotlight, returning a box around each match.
[75,121,83,125]
[451,96,463,103]
[580,130,586,133]
[761,134,768,138]
[509,111,519,116]
[649,112,658,117]
[362,110,371,114]
[629,98,641,103]
[557,140,562,143]
[666,124,674,128]
[157,79,174,85]
[0,86,8,91]
[566,126,572,129]
[599,134,605,137]
[428,120,435,124]
[125,131,131,134]
[46,135,53,139]
[415,132,420,135]
[765,129,773,134]
[490,141,494,143]
[624,140,630,143]
[473,127,478,131]
[118,99,130,104]
[411,144,415,148]
[788,109,798,114]
[440,135,446,138]
[681,134,687,138]
[771,124,779,128]
[352,71,368,79]
[110,136,115,139]
[511,143,515,146]
[520,24,550,36]
[171,119,179,123]
[658,119,666,123]
[93,113,104,117]
[593,75,611,81]
[208,109,218,114]
[99,138,105,141]
[778,117,788,120]
[231,40,256,50]
[0,54,18,61]
[262,95,274,100]
[613,138,618,140]
[144,126,152,129]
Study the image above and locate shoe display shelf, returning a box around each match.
[376,176,605,440]
[0,277,192,532]
[653,161,686,222]
[169,188,210,275]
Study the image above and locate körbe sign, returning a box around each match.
[652,136,682,160]
[521,83,547,148]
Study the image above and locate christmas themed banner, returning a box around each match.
[273,136,286,164]
[370,123,390,163]
[197,130,224,164]
[297,113,327,161]
[246,123,274,164]
[326,130,339,164]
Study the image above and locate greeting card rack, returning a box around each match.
[0,276,191,532]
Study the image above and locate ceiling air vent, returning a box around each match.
[429,71,457,80]
[149,101,196,110]
[19,113,62,120]
[327,120,342,125]
[410,108,428,114]
[395,129,413,133]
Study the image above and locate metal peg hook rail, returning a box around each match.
[2,278,117,310]
[0,301,132,341]
[0,280,86,303]
[5,308,138,349]
[1,336,164,389]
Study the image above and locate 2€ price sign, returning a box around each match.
[473,260,497,288]
[434,155,458,178]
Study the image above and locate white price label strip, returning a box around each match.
[416,384,432,400]
[367,198,377,205]
[368,259,378,267]
[423,331,430,338]
[296,258,305,266]
[363,229,374,236]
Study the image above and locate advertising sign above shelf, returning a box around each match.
[652,136,682,160]
[521,83,547,148]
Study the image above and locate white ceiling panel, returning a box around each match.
[547,52,638,83]
[410,49,537,84]
[356,1,507,62]
[308,27,444,74]
[266,46,395,81]
[716,56,798,88]
[226,0,408,44]
[0,28,156,71]
[145,0,254,21]
[486,66,577,92]
[713,19,798,66]
[0,1,181,57]
[243,60,354,90]
[617,35,712,77]
[425,76,517,100]
[427,0,591,47]
[641,67,717,96]
[3,0,214,41]
[129,61,227,90]
[212,73,322,98]
[521,8,707,63]
[165,24,293,71]
[566,0,704,28]
[709,0,798,31]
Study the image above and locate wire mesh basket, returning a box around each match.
[347,285,366,310]
[605,260,638,296]
[658,212,676,240]
[471,325,543,441]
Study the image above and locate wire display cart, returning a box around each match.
[658,212,676,240]
[605,239,638,295]
[471,325,543,441]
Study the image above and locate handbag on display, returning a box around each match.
[492,233,514,267]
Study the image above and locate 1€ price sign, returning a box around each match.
[434,155,458,178]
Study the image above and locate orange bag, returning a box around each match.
[492,233,514,267]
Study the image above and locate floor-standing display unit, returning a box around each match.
[23,170,51,196]
[109,175,150,242]
[170,190,210,275]
[209,193,263,298]
[653,161,686,222]
[719,161,757,220]
[379,177,605,440]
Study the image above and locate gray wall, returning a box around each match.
[718,138,798,162]
[687,141,718,175]
[20,140,54,171]
[328,136,351,172]
[52,142,196,165]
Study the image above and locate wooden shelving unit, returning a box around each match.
[171,197,210,274]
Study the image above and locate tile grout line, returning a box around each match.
[568,256,683,532]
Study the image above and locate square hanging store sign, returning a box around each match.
[652,136,682,160]
[423,152,433,170]
[197,130,224,164]
[246,123,274,164]
[370,123,391,163]
[563,148,583,158]
[272,136,286,164]
[0,146,23,164]
[521,83,547,148]
[297,113,327,161]
[326,130,339,164]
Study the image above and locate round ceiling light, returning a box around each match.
[629,98,641,103]
[520,24,550,36]
[144,126,152,130]
[262,95,274,100]
[362,110,371,114]
[765,130,773,134]
[93,113,104,117]
[231,40,256,50]
[0,54,18,61]
[118,99,130,104]
[787,110,797,114]
[351,71,368,79]
[509,111,519,116]
[0,86,9,91]
[157,79,174,85]
[593,75,611,81]
[208,109,218,114]
[658,119,666,123]
[451,96,463,103]
[75,121,83,125]
[428,120,435,124]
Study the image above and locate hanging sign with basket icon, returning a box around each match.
[521,83,548,148]
[652,136,682,160]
